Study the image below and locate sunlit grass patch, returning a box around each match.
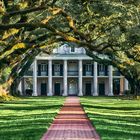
[80,97,140,140]
[0,96,65,140]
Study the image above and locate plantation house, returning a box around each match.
[18,44,129,96]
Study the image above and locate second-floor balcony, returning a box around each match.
[98,71,108,76]
[83,71,92,76]
[113,71,120,76]
[25,70,121,77]
[68,70,78,76]
[25,71,33,76]
[53,71,63,76]
[54,71,60,76]
[38,71,48,76]
[36,70,110,77]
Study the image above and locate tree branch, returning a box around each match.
[6,5,47,16]
[0,22,104,52]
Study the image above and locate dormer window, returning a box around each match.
[71,46,75,53]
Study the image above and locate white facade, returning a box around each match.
[20,44,129,96]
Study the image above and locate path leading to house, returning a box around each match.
[41,97,100,140]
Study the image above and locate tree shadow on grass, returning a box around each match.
[1,99,63,105]
[82,104,140,111]
[0,126,47,140]
[0,112,58,140]
[89,113,140,123]
[96,128,140,140]
[0,104,61,111]
[0,97,64,140]
[87,113,140,140]
[0,112,57,120]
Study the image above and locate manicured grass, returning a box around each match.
[80,97,140,140]
[0,96,65,140]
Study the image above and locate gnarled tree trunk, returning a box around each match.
[9,49,40,96]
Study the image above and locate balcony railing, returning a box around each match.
[85,71,92,76]
[98,71,108,76]
[25,71,33,76]
[53,71,63,76]
[68,70,78,76]
[26,70,120,77]
[113,71,120,76]
[38,71,48,76]
[54,71,60,76]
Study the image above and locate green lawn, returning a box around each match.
[1,96,140,140]
[80,97,140,140]
[0,96,65,140]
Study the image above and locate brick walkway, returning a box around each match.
[41,97,100,140]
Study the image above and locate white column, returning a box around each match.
[33,60,37,96]
[78,60,83,96]
[108,65,113,96]
[18,81,22,95]
[63,60,68,96]
[23,78,25,95]
[48,60,53,96]
[93,62,98,96]
[124,78,129,91]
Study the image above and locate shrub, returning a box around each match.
[0,93,17,102]
[123,90,131,95]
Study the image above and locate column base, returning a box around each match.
[78,93,83,96]
[119,91,123,96]
[92,93,98,96]
[108,93,114,96]
[47,93,53,96]
[19,92,23,96]
[62,93,67,96]
[32,93,38,96]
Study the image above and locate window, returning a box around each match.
[41,64,47,72]
[98,64,105,71]
[54,64,61,76]
[54,64,60,71]
[98,64,106,76]
[86,64,92,71]
[71,46,75,52]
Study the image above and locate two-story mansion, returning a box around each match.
[18,44,129,96]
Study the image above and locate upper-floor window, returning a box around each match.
[71,46,75,53]
[98,64,105,71]
[86,64,92,71]
[54,64,60,71]
[41,64,47,71]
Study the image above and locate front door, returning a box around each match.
[41,83,47,95]
[85,83,91,95]
[99,83,105,96]
[68,81,77,95]
[54,83,61,96]
[113,79,120,95]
